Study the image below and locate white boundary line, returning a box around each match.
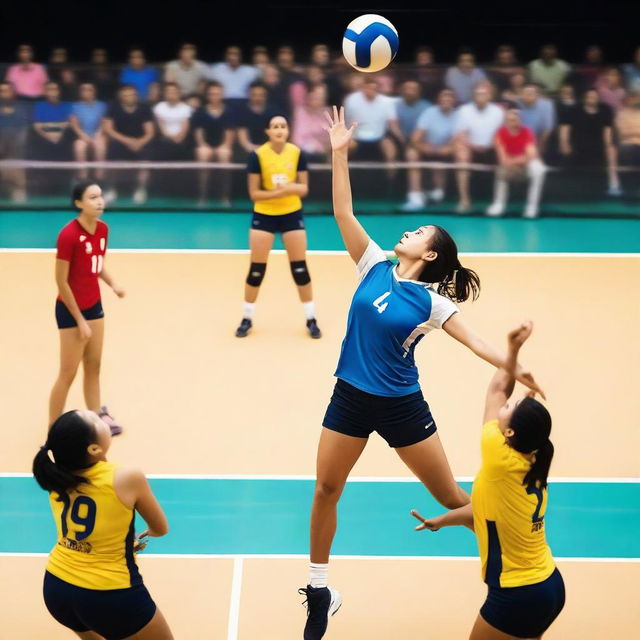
[227,557,244,640]
[2,472,638,483]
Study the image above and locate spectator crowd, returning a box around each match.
[2,41,640,215]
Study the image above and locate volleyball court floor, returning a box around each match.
[0,212,638,638]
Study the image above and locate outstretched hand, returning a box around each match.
[508,321,533,349]
[323,105,358,152]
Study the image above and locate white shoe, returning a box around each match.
[429,188,444,203]
[400,200,425,212]
[523,205,539,219]
[486,202,505,217]
[103,188,117,204]
[10,189,27,204]
[455,202,471,214]
[133,187,147,204]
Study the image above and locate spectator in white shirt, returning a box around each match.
[164,43,209,96]
[454,82,505,212]
[445,49,488,103]
[344,76,397,170]
[153,83,193,159]
[209,46,260,112]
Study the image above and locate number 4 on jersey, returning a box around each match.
[373,291,391,314]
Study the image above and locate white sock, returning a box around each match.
[243,302,256,320]
[309,562,329,588]
[303,301,316,321]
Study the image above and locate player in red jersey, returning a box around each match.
[48,181,125,434]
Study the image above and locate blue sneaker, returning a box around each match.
[299,585,342,639]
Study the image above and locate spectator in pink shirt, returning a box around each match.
[292,84,330,160]
[596,67,627,114]
[5,44,48,100]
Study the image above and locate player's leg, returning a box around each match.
[282,228,321,338]
[81,317,104,414]
[49,328,88,425]
[75,632,106,640]
[395,434,470,509]
[123,608,174,640]
[469,615,526,640]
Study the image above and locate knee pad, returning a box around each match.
[290,260,311,286]
[246,262,266,287]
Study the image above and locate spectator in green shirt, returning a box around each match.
[528,44,570,95]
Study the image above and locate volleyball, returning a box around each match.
[342,14,399,72]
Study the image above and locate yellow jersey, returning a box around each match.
[472,420,555,588]
[47,461,142,590]
[248,142,307,215]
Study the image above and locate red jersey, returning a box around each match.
[56,219,108,309]
[495,125,535,157]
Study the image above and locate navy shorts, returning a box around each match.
[323,378,437,448]
[43,571,157,640]
[55,300,104,329]
[251,210,305,234]
[481,568,566,638]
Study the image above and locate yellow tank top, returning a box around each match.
[472,420,555,588]
[250,142,304,215]
[46,460,142,590]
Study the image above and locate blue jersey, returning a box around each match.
[335,240,458,397]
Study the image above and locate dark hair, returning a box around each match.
[71,180,100,210]
[249,81,267,92]
[418,225,480,302]
[33,411,97,495]
[508,398,554,490]
[206,81,223,91]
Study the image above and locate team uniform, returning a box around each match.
[43,461,156,639]
[55,219,108,329]
[247,141,308,234]
[472,420,565,638]
[323,239,458,447]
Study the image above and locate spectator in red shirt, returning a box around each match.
[487,109,546,218]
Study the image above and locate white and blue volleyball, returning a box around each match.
[342,14,399,73]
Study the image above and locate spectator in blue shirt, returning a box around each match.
[69,82,107,181]
[119,49,160,102]
[516,84,556,155]
[31,81,72,159]
[0,81,30,201]
[623,46,640,94]
[393,80,430,143]
[209,46,260,114]
[445,49,488,103]
[402,88,459,210]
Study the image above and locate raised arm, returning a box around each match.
[324,105,370,264]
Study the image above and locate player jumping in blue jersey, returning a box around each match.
[299,107,545,640]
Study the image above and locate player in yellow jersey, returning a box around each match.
[412,322,565,639]
[235,114,322,339]
[33,410,174,639]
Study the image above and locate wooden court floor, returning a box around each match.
[1,251,639,638]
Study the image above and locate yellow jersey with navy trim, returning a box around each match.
[46,461,142,590]
[247,142,308,215]
[472,420,555,588]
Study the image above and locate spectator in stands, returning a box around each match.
[344,76,397,169]
[153,83,193,160]
[292,84,330,160]
[596,67,627,114]
[575,45,605,91]
[119,49,160,102]
[47,47,76,100]
[69,82,107,181]
[0,81,30,202]
[454,82,505,212]
[252,46,271,71]
[192,82,235,204]
[209,46,259,114]
[31,81,72,160]
[261,64,291,117]
[5,44,48,101]
[393,79,430,148]
[165,43,209,97]
[236,82,279,152]
[516,84,555,155]
[623,47,640,93]
[487,108,546,218]
[412,45,442,101]
[79,48,117,101]
[102,85,155,203]
[445,49,488,104]
[501,71,526,104]
[559,88,621,196]
[185,93,203,110]
[403,88,459,210]
[528,44,570,95]
[616,92,640,172]
[489,45,524,93]
[310,44,331,68]
[555,83,577,118]
[276,45,304,93]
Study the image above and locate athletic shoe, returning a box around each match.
[455,202,471,214]
[429,188,444,203]
[399,200,424,212]
[132,187,147,204]
[607,185,623,197]
[306,319,322,339]
[523,204,539,219]
[486,202,505,217]
[99,406,123,436]
[299,585,342,640]
[235,318,252,338]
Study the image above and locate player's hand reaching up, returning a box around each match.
[508,321,533,350]
[324,105,357,152]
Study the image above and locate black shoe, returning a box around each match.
[235,318,252,338]
[299,585,342,640]
[306,318,322,339]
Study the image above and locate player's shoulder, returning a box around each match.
[58,218,80,237]
[97,219,109,234]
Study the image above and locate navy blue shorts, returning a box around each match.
[481,568,565,638]
[55,300,104,329]
[251,210,305,234]
[323,378,437,448]
[43,571,157,640]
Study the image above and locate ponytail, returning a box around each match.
[33,445,89,495]
[523,439,554,490]
[436,261,481,303]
